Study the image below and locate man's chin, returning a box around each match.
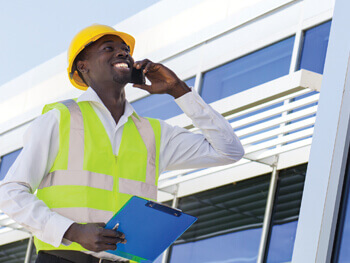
[113,75,131,85]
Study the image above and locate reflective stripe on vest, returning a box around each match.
[35,99,161,253]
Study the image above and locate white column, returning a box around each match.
[292,0,350,261]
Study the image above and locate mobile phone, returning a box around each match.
[130,67,145,85]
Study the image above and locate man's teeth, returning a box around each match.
[114,63,128,68]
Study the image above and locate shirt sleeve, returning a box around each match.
[159,89,245,172]
[0,110,74,247]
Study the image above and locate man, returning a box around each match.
[0,24,244,262]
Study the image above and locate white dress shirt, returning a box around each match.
[0,87,244,258]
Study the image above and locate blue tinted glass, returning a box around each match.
[0,149,22,180]
[266,221,298,262]
[169,175,269,263]
[184,77,196,88]
[201,37,295,103]
[266,164,307,262]
[131,77,195,119]
[334,151,350,262]
[298,21,332,74]
[170,228,262,263]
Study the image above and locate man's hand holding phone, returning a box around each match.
[131,59,191,99]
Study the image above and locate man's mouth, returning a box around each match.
[112,62,130,69]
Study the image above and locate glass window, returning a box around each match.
[265,164,307,262]
[0,149,22,181]
[0,238,36,263]
[298,20,332,74]
[169,174,270,263]
[200,37,295,104]
[131,77,195,120]
[333,145,350,262]
[287,21,332,144]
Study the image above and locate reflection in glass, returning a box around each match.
[169,174,270,262]
[298,20,332,74]
[200,37,294,104]
[0,149,22,181]
[266,164,307,262]
[333,146,350,262]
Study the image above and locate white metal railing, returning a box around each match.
[0,212,25,234]
[158,70,322,192]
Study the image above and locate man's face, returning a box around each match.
[78,35,134,87]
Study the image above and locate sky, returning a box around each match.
[0,0,160,86]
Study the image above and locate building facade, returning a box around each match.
[2,0,350,262]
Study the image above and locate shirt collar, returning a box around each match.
[77,87,139,119]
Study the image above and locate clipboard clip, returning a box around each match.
[145,201,182,217]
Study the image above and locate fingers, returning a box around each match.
[133,83,152,92]
[99,227,126,244]
[134,59,152,70]
[101,236,124,243]
[96,222,106,228]
[116,231,125,239]
[101,228,118,237]
[71,223,128,252]
[134,59,159,74]
[104,244,117,251]
[143,62,153,74]
[90,231,127,252]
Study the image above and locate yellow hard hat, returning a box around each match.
[67,24,135,90]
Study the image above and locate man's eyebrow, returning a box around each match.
[100,40,114,45]
[100,40,127,45]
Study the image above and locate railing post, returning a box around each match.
[161,185,179,263]
[257,156,279,263]
[24,235,33,263]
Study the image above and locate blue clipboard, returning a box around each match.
[105,196,197,262]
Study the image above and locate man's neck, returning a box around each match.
[91,83,126,125]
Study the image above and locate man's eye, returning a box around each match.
[104,46,113,51]
[124,45,130,53]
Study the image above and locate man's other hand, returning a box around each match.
[64,222,126,252]
[133,59,191,99]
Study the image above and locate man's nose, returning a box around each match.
[115,50,128,58]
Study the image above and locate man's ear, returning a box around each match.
[77,60,88,74]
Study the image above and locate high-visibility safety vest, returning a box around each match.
[34,99,161,255]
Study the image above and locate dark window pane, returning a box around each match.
[266,164,307,262]
[201,37,295,104]
[184,77,196,88]
[333,145,350,262]
[0,238,37,263]
[169,174,270,262]
[298,20,332,74]
[131,77,195,119]
[0,149,22,181]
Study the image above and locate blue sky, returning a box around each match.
[0,0,160,86]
